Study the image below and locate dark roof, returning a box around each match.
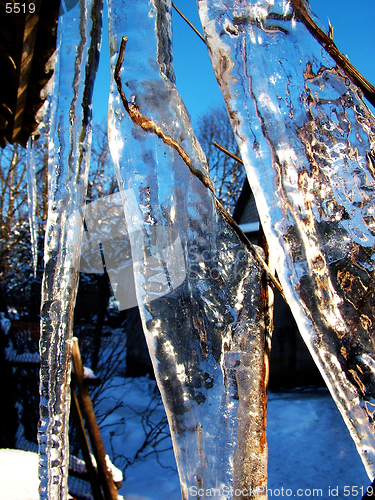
[232,177,251,223]
[0,0,60,148]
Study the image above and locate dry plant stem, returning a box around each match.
[291,0,375,108]
[114,36,286,302]
[172,2,206,44]
[211,141,286,300]
[114,37,214,194]
[172,0,375,107]
[213,141,244,165]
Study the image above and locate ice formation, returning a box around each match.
[80,190,187,311]
[26,135,38,276]
[199,0,375,478]
[107,0,269,497]
[38,0,102,498]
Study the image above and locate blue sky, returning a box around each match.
[92,1,375,126]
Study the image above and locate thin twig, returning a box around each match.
[211,143,284,300]
[172,3,206,45]
[213,141,244,164]
[291,0,375,108]
[115,37,214,193]
[114,37,286,301]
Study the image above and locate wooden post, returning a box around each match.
[71,338,119,500]
[70,386,105,500]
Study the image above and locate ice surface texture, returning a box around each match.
[198,0,375,478]
[27,135,38,276]
[107,0,268,497]
[38,0,102,498]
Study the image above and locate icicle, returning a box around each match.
[199,0,375,479]
[26,135,38,277]
[107,0,268,497]
[38,1,102,498]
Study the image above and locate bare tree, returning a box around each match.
[0,145,28,276]
[196,105,246,214]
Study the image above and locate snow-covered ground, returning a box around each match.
[4,322,372,500]
[95,377,371,500]
[0,449,40,500]
[3,382,371,499]
[0,449,74,500]
[267,390,371,499]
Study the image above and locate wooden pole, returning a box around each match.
[71,338,119,500]
[70,386,105,500]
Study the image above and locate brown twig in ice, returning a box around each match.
[114,36,214,193]
[114,36,286,301]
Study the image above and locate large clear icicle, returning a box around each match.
[38,1,102,498]
[199,0,375,478]
[107,0,268,497]
[27,135,38,276]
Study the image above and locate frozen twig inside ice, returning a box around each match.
[291,0,375,106]
[114,35,285,301]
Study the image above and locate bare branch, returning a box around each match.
[172,3,206,44]
[291,0,375,107]
[115,39,287,301]
[213,141,244,165]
